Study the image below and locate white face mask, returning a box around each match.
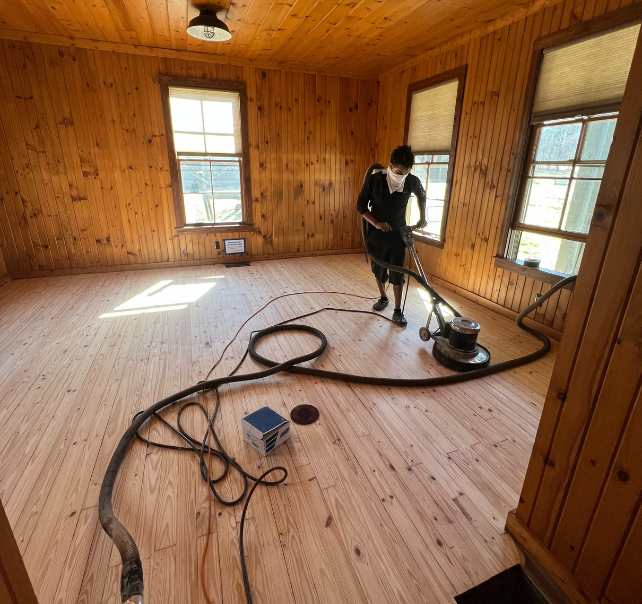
[386,165,408,194]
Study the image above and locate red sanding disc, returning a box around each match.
[290,404,319,425]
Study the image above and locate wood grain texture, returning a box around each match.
[0,0,566,78]
[0,253,554,604]
[376,0,642,336]
[0,496,38,604]
[0,43,377,277]
[513,20,642,604]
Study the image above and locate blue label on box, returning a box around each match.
[243,407,287,435]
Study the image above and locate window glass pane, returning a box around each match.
[181,162,213,223]
[180,161,211,193]
[521,178,567,228]
[532,164,572,178]
[433,155,449,163]
[412,164,428,187]
[184,193,215,223]
[205,134,236,154]
[203,101,234,134]
[415,154,432,163]
[581,118,616,160]
[427,164,448,200]
[174,133,205,153]
[574,165,604,178]
[211,161,241,192]
[515,230,585,274]
[213,162,242,223]
[170,98,203,132]
[561,179,601,233]
[426,199,444,234]
[406,195,442,237]
[214,194,243,222]
[535,122,581,161]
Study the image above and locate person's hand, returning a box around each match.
[417,218,427,230]
[376,221,392,232]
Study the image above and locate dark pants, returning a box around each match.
[367,228,406,285]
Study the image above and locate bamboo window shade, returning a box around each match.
[532,23,641,122]
[406,79,459,154]
[169,87,242,154]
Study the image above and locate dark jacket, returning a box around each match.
[356,171,426,228]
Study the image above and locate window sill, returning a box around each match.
[176,223,254,235]
[494,257,576,290]
[414,232,445,249]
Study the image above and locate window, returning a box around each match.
[406,154,450,236]
[509,115,617,274]
[503,22,640,274]
[403,66,466,244]
[160,77,252,230]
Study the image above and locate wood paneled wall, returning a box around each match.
[0,41,378,277]
[0,248,6,278]
[0,495,38,604]
[512,28,642,604]
[376,0,641,335]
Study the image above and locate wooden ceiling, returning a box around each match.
[0,0,552,76]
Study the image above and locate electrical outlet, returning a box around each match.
[215,241,220,249]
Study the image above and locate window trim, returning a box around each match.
[497,3,642,260]
[403,65,467,247]
[159,75,253,231]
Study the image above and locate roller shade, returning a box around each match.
[407,79,459,154]
[169,87,242,154]
[532,23,641,122]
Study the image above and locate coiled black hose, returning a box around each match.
[100,157,577,603]
[99,269,575,604]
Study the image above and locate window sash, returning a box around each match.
[169,87,242,154]
[407,156,450,238]
[513,115,615,242]
[178,156,244,226]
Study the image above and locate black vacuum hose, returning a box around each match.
[100,164,577,603]
[99,269,575,604]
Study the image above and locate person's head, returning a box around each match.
[389,145,414,175]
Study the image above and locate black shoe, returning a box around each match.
[391,310,407,326]
[372,297,389,312]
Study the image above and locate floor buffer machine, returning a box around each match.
[362,162,496,372]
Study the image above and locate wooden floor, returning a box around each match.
[0,254,556,604]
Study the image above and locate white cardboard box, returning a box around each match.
[242,407,290,456]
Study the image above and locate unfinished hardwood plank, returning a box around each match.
[0,254,553,604]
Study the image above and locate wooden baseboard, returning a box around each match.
[0,273,11,287]
[8,248,365,279]
[427,274,563,341]
[505,512,599,604]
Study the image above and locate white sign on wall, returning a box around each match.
[223,238,247,255]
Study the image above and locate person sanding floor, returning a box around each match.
[357,145,427,326]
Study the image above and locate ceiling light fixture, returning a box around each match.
[187,8,231,41]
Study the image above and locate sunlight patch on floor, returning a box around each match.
[99,279,217,318]
[417,288,454,318]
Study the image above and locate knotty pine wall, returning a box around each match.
[0,41,378,277]
[512,27,642,603]
[0,248,7,278]
[376,0,642,335]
